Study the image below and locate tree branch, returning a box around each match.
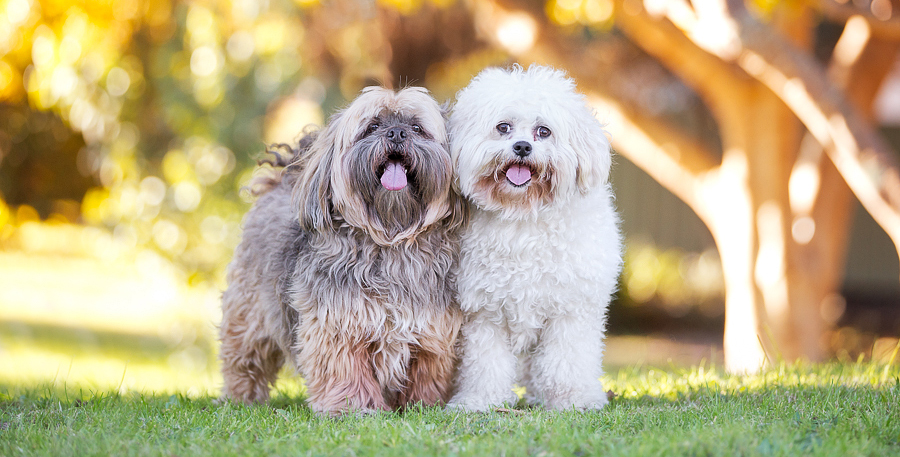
[808,0,900,39]
[588,91,718,223]
[612,0,752,117]
[733,13,900,252]
[640,0,900,254]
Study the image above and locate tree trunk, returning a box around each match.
[704,149,771,372]
[785,35,900,359]
[609,0,900,368]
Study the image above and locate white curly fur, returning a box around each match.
[447,65,623,411]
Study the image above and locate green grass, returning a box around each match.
[2,362,899,456]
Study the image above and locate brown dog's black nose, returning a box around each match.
[513,140,532,157]
[386,127,407,144]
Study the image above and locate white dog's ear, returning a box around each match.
[570,108,611,193]
[439,99,452,120]
[293,125,336,231]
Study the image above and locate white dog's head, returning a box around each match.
[449,65,611,219]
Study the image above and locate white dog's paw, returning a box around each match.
[445,398,493,412]
[446,394,515,412]
[575,397,609,411]
[543,390,609,411]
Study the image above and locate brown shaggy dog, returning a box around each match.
[219,87,466,415]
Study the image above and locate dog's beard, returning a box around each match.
[469,148,555,216]
[341,134,451,238]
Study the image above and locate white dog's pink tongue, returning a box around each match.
[381,161,408,191]
[506,164,532,186]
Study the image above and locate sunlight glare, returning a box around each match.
[495,12,536,56]
[871,0,893,21]
[5,0,31,25]
[754,202,788,320]
[173,181,202,212]
[226,30,255,62]
[190,46,220,77]
[106,67,131,97]
[833,15,870,68]
[140,176,167,207]
[791,216,816,245]
[788,161,820,215]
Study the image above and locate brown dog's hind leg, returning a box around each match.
[219,297,286,403]
[220,339,284,403]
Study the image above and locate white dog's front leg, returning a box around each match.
[528,312,608,410]
[447,313,518,411]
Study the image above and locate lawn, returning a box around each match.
[1,226,898,455]
[2,362,898,456]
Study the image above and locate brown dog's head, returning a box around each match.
[293,87,465,245]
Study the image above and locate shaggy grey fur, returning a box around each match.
[219,87,466,415]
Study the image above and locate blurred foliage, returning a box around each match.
[0,0,332,284]
[545,0,614,29]
[620,241,724,318]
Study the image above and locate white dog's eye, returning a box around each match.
[365,122,379,135]
[536,126,551,138]
[496,123,511,134]
[412,124,422,134]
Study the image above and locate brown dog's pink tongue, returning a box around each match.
[505,164,532,186]
[381,161,408,190]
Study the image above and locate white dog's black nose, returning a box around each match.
[513,141,532,157]
[386,127,407,144]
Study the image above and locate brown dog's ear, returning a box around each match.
[293,128,335,232]
[443,188,469,232]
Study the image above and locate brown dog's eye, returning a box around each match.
[365,123,379,135]
[536,126,551,138]
[412,124,422,134]
[496,123,511,134]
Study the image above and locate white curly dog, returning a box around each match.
[447,65,622,411]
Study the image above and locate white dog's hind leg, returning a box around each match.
[528,312,608,410]
[447,314,518,411]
